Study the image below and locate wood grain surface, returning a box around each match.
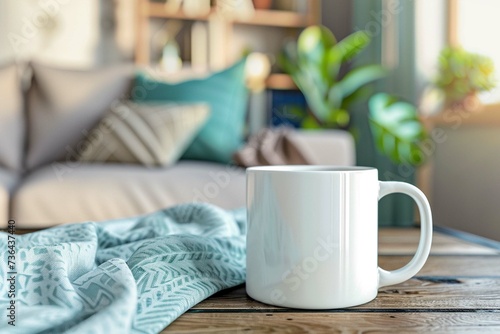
[192,277,500,310]
[161,228,500,333]
[165,312,500,333]
[379,228,499,255]
[379,255,500,275]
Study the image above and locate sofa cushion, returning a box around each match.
[0,63,24,171]
[287,130,356,166]
[26,63,134,169]
[234,129,356,167]
[133,59,248,163]
[77,101,210,166]
[0,168,20,228]
[12,161,245,228]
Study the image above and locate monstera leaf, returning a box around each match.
[279,25,428,166]
[369,93,428,165]
[279,26,386,130]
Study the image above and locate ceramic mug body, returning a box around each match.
[246,166,432,309]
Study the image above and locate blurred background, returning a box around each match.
[0,0,499,240]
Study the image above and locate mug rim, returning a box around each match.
[246,165,376,173]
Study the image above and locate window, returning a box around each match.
[451,0,500,104]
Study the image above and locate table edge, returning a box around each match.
[434,225,500,251]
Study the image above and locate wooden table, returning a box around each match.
[164,227,500,333]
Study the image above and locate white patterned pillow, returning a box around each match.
[77,101,210,166]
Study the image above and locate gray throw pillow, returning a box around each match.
[77,101,210,167]
[26,63,134,169]
[0,63,24,171]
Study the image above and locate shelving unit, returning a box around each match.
[145,2,315,28]
[146,3,214,20]
[265,73,297,90]
[134,0,321,89]
[233,9,315,28]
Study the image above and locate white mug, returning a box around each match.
[246,166,432,309]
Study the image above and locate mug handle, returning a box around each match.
[378,181,433,288]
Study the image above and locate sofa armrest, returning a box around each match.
[288,129,356,166]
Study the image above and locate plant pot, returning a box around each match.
[274,0,302,12]
[253,0,272,10]
[446,93,481,113]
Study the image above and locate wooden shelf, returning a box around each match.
[421,103,500,127]
[265,73,297,90]
[234,10,311,28]
[136,0,321,68]
[146,2,311,28]
[147,2,212,20]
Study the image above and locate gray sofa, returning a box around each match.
[0,62,355,229]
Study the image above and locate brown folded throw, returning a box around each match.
[233,128,312,167]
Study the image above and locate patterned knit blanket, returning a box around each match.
[0,203,246,333]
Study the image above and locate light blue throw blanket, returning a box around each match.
[0,203,246,333]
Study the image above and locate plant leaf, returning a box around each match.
[301,114,322,129]
[334,30,371,62]
[297,25,337,66]
[293,69,330,122]
[338,65,387,98]
[327,85,343,110]
[340,85,372,110]
[278,40,299,73]
[326,47,343,81]
[325,109,350,128]
[369,93,428,165]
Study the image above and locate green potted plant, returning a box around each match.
[279,25,427,165]
[435,46,495,110]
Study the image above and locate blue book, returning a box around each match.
[269,89,307,128]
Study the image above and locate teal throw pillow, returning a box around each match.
[133,59,248,163]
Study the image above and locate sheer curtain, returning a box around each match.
[352,0,422,226]
[456,0,500,104]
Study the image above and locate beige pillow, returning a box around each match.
[27,63,134,169]
[0,63,24,171]
[77,101,210,166]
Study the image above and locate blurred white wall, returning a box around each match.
[0,0,133,68]
[414,0,500,240]
[415,0,447,97]
[433,125,500,241]
[0,0,17,64]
